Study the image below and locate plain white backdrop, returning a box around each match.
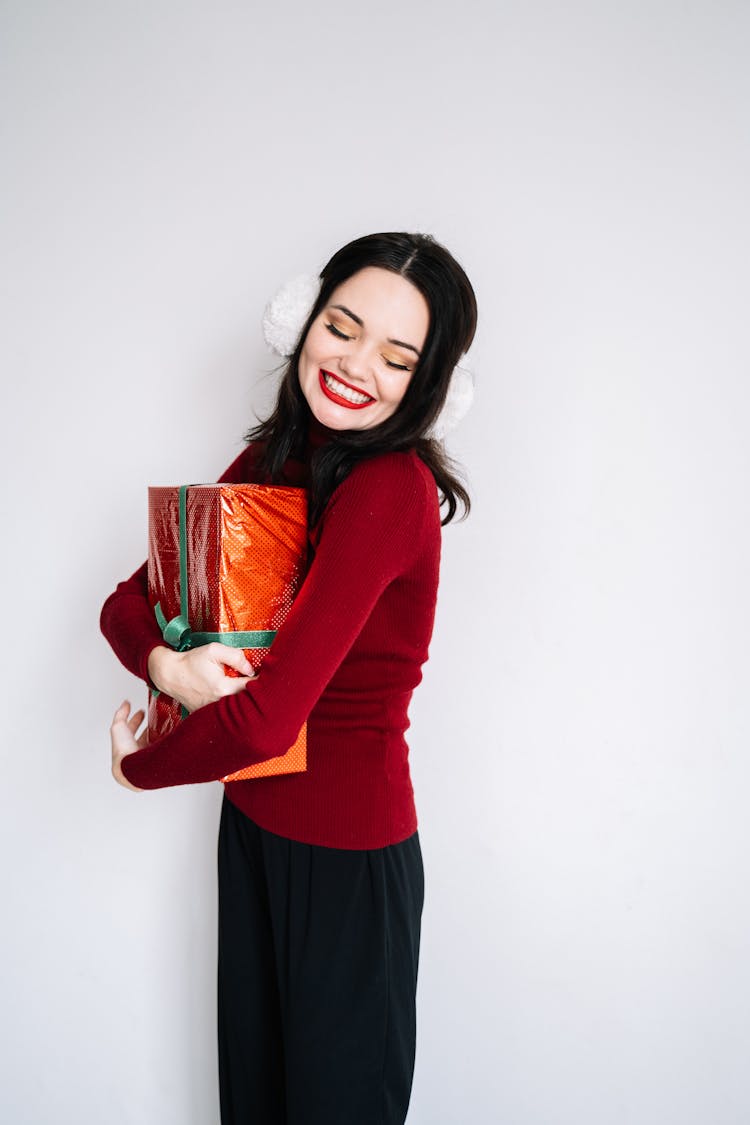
[2,2,748,1122]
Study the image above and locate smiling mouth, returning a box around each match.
[319,369,376,408]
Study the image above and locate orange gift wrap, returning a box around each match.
[146,483,309,781]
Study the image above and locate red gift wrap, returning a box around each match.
[147,483,308,781]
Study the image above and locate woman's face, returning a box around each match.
[298,266,430,431]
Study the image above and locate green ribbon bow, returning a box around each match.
[152,484,277,716]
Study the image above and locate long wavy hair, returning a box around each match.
[246,231,478,526]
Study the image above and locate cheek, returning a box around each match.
[390,373,414,407]
[303,321,329,359]
[300,336,323,385]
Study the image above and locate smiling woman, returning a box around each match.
[101,230,478,1125]
[297,267,430,429]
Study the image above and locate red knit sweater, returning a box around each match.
[100,427,442,849]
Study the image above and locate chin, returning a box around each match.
[314,407,379,431]
[308,390,384,431]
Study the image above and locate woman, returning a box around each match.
[102,230,478,1124]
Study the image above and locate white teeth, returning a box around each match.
[323,372,373,405]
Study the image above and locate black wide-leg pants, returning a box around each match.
[217,794,425,1125]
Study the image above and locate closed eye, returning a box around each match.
[325,323,412,371]
[325,322,351,341]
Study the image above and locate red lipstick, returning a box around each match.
[318,369,375,410]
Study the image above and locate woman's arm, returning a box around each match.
[118,452,439,790]
[99,560,164,685]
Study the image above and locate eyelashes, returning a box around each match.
[324,322,411,372]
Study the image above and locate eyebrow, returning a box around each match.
[330,304,422,357]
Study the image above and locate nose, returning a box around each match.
[338,337,373,384]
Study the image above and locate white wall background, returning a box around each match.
[2,1,748,1122]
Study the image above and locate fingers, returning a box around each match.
[112,700,131,726]
[127,708,146,735]
[112,702,145,734]
[208,644,255,677]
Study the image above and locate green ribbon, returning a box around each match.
[152,484,277,715]
[153,602,276,654]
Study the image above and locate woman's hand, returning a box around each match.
[110,701,147,791]
[147,644,257,713]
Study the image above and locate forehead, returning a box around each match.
[329,267,430,345]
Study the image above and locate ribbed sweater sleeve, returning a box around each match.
[119,451,433,790]
[99,445,262,686]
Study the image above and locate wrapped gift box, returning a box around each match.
[147,482,308,781]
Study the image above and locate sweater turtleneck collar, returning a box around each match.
[278,415,337,488]
[306,415,338,455]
